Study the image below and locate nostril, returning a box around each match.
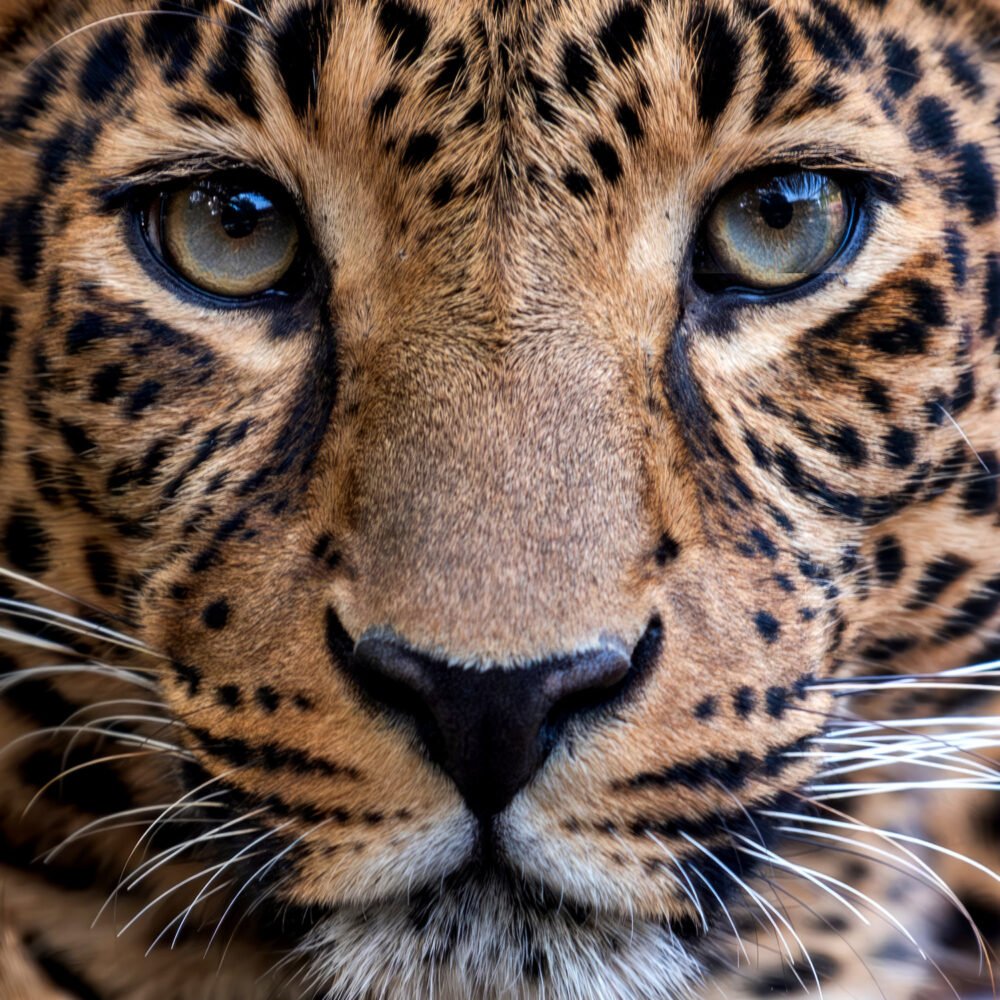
[351,637,437,717]
[540,645,632,735]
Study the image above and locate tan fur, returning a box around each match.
[0,0,998,996]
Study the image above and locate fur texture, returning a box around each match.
[0,0,998,996]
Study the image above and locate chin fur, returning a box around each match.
[293,874,704,1000]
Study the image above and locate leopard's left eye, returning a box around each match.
[694,170,854,293]
[143,174,301,299]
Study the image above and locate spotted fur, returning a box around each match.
[0,0,999,997]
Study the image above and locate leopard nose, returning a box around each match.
[350,635,633,819]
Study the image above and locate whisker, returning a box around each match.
[61,699,170,725]
[643,832,709,933]
[172,821,294,949]
[679,831,822,997]
[937,404,992,473]
[120,770,235,877]
[21,749,167,820]
[808,659,1000,690]
[147,880,236,955]
[733,835,871,929]
[0,566,148,638]
[763,878,892,1000]
[0,662,159,691]
[43,799,227,862]
[119,809,268,898]
[0,624,86,656]
[97,823,260,928]
[0,597,156,656]
[0,724,186,760]
[205,820,319,951]
[686,863,751,965]
[118,858,247,940]
[766,811,1000,900]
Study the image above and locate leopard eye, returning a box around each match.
[695,170,853,292]
[145,175,301,299]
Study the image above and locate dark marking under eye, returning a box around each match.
[810,277,946,356]
[688,7,741,126]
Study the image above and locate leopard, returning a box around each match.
[0,0,998,997]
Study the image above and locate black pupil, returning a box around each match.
[758,187,794,230]
[219,192,265,239]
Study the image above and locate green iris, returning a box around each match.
[150,176,300,298]
[701,171,851,290]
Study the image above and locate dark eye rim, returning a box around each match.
[131,168,311,308]
[690,166,870,301]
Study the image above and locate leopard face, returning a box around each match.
[0,0,998,997]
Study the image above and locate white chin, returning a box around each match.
[295,875,703,1000]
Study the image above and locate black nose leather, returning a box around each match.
[350,636,632,819]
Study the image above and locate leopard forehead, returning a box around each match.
[0,0,999,998]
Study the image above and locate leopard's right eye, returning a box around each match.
[693,169,855,294]
[144,174,301,299]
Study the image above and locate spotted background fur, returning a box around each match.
[0,0,998,996]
